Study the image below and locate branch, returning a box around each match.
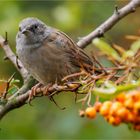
[0,76,36,120]
[0,81,80,119]
[0,91,29,120]
[0,0,140,120]
[0,34,28,79]
[77,0,140,49]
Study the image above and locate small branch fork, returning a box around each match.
[0,0,140,120]
[2,72,16,99]
[77,0,140,49]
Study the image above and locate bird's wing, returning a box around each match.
[57,30,93,70]
[44,27,93,71]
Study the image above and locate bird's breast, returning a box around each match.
[17,42,76,85]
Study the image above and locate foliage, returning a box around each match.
[1,32,140,134]
[78,34,140,131]
[0,1,140,139]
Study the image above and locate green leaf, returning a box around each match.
[122,39,140,58]
[92,81,140,99]
[92,38,121,61]
[10,78,20,85]
[8,86,19,95]
[130,39,140,54]
[93,86,117,99]
[122,50,134,58]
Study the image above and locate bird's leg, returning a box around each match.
[28,83,43,103]
[42,83,66,110]
[42,83,53,96]
[41,83,57,101]
[49,96,65,110]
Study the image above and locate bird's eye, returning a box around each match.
[19,27,21,32]
[28,24,38,32]
[34,25,38,29]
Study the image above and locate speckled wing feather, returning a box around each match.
[45,27,93,72]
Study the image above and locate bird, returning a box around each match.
[16,17,93,87]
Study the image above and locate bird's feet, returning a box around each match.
[28,83,43,103]
[28,83,55,104]
[41,83,66,110]
[42,83,66,110]
[27,82,73,110]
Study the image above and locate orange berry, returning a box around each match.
[85,107,96,119]
[107,116,121,126]
[114,117,122,126]
[116,107,129,120]
[132,109,139,117]
[133,116,140,123]
[94,102,102,112]
[116,93,126,103]
[130,90,140,101]
[107,116,115,124]
[125,93,132,99]
[135,92,140,101]
[134,102,140,113]
[99,101,112,116]
[124,98,134,109]
[131,94,139,102]
[110,102,123,115]
[125,112,135,123]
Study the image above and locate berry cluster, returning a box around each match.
[79,90,140,131]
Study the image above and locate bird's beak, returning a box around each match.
[21,29,30,35]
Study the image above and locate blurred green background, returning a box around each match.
[0,0,140,139]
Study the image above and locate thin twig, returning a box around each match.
[77,0,140,49]
[2,73,16,99]
[91,54,107,74]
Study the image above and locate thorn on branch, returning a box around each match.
[131,7,136,12]
[4,32,8,45]
[98,29,104,37]
[115,5,120,15]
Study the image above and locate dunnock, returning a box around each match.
[16,17,93,85]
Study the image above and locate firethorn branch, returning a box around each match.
[81,90,140,131]
[0,0,140,120]
[77,0,140,49]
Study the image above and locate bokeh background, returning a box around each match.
[0,0,140,139]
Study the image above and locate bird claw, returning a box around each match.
[42,83,66,110]
[42,83,53,95]
[28,83,43,104]
[28,82,66,110]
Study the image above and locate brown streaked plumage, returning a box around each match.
[16,17,93,85]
